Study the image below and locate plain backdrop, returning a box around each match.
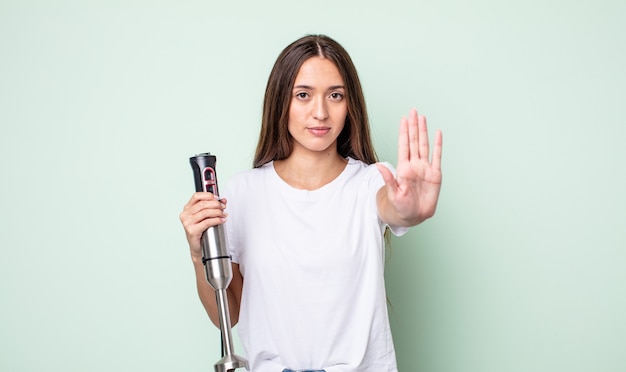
[1,1,625,371]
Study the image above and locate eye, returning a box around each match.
[295,92,309,100]
[329,92,344,101]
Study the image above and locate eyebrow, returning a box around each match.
[293,84,346,90]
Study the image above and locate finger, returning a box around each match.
[376,163,398,195]
[432,129,443,170]
[183,192,218,211]
[187,199,226,217]
[191,207,228,224]
[191,191,218,202]
[183,216,227,242]
[181,207,227,234]
[397,116,409,164]
[408,109,420,161]
[418,114,430,161]
[180,194,226,225]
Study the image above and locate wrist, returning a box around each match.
[190,251,204,265]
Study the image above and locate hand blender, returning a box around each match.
[189,153,249,372]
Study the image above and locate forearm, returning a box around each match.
[192,255,241,328]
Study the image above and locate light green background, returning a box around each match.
[1,1,624,371]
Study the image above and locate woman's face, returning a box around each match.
[287,56,347,157]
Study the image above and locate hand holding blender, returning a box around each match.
[188,153,248,372]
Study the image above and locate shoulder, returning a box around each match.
[345,157,372,174]
[229,163,271,181]
[222,162,273,195]
[345,157,395,186]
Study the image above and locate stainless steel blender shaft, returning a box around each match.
[200,225,248,372]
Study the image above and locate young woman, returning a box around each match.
[180,34,443,372]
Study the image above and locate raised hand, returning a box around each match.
[376,109,443,227]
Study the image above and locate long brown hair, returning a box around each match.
[253,34,378,168]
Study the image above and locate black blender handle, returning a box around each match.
[189,152,220,196]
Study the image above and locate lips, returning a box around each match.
[307,127,331,136]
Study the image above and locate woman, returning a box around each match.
[180,34,443,372]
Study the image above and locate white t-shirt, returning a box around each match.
[223,157,408,372]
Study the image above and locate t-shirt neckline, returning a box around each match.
[266,157,359,201]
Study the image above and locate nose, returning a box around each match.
[312,96,328,120]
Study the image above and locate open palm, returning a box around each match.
[377,109,443,226]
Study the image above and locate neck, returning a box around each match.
[274,149,347,190]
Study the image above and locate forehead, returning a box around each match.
[294,56,344,86]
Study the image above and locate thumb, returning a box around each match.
[376,163,398,194]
